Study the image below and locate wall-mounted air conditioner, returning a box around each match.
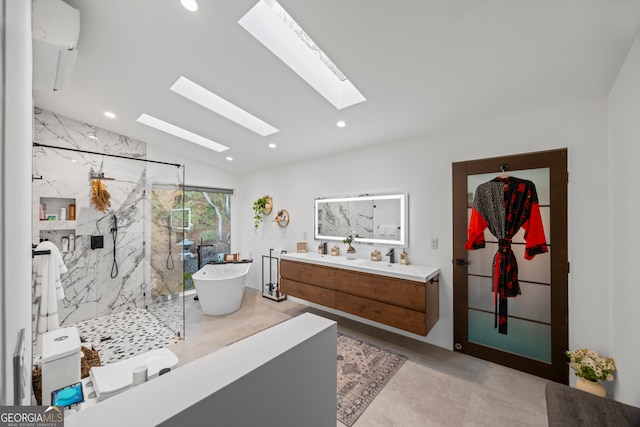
[32,0,80,91]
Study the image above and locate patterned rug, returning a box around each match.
[337,333,407,426]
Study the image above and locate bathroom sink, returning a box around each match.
[352,259,395,269]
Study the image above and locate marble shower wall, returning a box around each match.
[32,108,148,325]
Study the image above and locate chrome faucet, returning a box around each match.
[385,248,395,263]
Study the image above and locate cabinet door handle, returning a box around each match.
[454,258,471,266]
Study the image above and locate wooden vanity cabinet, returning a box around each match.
[280,259,439,336]
[280,260,337,308]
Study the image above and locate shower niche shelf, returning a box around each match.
[39,197,76,221]
[38,229,76,253]
[36,197,77,252]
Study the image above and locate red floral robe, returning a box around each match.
[465,176,548,334]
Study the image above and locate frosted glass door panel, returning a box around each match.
[468,276,551,323]
[468,244,551,283]
[467,207,550,245]
[468,310,551,363]
[467,168,550,206]
[513,207,550,244]
[466,167,551,363]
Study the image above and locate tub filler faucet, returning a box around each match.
[385,248,395,263]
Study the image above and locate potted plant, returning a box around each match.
[343,234,357,259]
[253,195,273,231]
[566,348,616,397]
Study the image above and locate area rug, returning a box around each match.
[337,332,407,426]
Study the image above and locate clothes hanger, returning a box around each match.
[498,163,510,178]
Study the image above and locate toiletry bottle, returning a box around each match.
[68,204,76,220]
[61,237,69,252]
[40,204,46,220]
[69,234,75,251]
[59,207,67,221]
[400,248,408,265]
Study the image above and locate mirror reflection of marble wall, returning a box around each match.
[315,193,406,245]
[317,200,374,238]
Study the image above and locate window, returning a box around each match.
[151,186,232,292]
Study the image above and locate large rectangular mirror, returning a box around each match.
[314,193,407,245]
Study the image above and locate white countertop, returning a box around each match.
[280,252,439,283]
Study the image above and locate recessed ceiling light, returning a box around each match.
[136,113,229,152]
[336,120,346,128]
[180,0,198,12]
[268,143,277,149]
[239,0,366,110]
[104,111,116,119]
[226,156,233,161]
[170,76,279,136]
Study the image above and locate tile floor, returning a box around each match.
[167,288,549,427]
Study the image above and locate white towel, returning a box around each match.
[34,241,68,354]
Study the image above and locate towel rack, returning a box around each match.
[32,244,51,258]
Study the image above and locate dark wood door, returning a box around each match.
[452,149,569,383]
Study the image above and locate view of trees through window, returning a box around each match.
[151,187,232,294]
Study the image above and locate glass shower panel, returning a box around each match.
[145,164,185,339]
[466,167,551,363]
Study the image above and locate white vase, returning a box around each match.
[576,377,606,397]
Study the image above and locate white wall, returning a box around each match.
[240,98,611,358]
[608,34,640,406]
[1,0,33,405]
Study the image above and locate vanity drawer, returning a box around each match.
[281,259,337,290]
[336,292,427,336]
[335,270,426,312]
[281,279,336,308]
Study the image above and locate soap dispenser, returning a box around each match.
[318,241,327,255]
[400,248,409,265]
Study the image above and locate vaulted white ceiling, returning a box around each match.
[33,0,640,173]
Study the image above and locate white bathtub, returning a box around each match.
[192,262,251,315]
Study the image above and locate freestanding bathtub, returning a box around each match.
[192,262,252,315]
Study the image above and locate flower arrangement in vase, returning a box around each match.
[566,348,616,397]
[343,234,357,259]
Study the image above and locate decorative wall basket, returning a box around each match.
[263,196,273,215]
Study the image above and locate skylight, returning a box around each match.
[170,76,279,136]
[239,0,366,110]
[136,113,229,152]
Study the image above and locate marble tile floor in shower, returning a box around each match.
[168,288,549,427]
[71,306,181,365]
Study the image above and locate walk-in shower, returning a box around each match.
[32,110,186,363]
